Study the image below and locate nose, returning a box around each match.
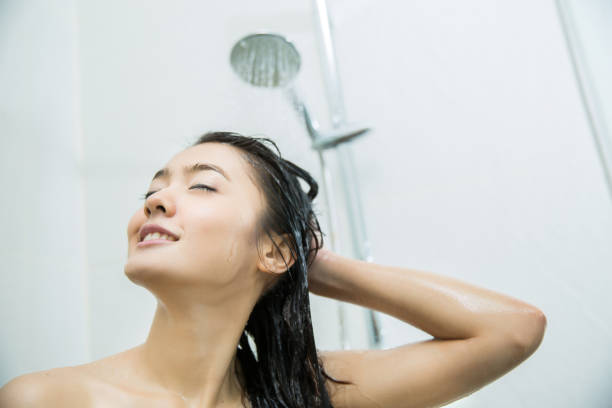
[144,189,176,217]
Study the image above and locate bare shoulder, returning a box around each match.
[0,347,194,408]
[0,347,142,408]
[0,366,91,407]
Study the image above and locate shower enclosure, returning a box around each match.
[555,0,612,202]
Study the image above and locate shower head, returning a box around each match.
[229,33,301,88]
[229,32,372,149]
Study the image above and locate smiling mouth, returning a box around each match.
[137,232,179,247]
[140,232,178,242]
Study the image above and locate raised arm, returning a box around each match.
[308,248,546,408]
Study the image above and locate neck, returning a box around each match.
[134,292,255,407]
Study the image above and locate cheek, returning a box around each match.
[186,204,257,275]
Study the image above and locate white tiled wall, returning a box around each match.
[0,0,89,381]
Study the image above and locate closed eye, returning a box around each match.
[190,184,216,193]
[139,184,216,200]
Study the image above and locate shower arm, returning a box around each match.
[283,87,320,141]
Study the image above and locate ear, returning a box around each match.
[257,232,296,275]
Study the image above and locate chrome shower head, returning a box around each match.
[229,33,301,88]
[229,32,371,148]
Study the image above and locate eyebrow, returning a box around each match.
[152,162,231,182]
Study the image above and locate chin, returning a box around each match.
[123,262,150,285]
[124,258,172,285]
[123,257,202,289]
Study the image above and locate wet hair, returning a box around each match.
[190,131,352,407]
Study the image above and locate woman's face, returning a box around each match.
[124,142,268,301]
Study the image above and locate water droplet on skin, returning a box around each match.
[227,240,237,264]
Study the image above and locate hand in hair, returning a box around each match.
[304,248,546,408]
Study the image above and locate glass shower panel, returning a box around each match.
[556,0,612,199]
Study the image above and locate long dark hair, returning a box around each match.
[191,131,352,407]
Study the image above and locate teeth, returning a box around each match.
[142,232,176,242]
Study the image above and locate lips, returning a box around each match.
[138,223,180,242]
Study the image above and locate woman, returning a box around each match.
[0,131,546,408]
